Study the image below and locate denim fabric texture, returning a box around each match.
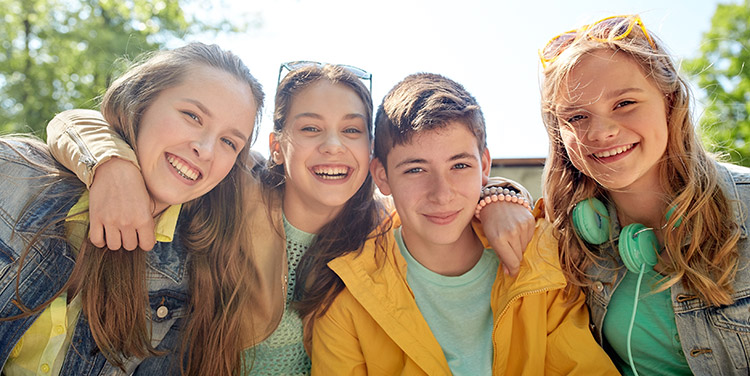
[0,140,189,375]
[586,162,750,375]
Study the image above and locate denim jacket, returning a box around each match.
[0,139,189,375]
[586,162,750,375]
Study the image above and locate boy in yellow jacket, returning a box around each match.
[311,73,618,375]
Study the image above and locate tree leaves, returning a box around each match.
[685,0,750,166]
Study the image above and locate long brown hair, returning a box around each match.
[259,64,390,319]
[5,42,264,374]
[540,17,740,306]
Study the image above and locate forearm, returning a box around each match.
[46,109,139,188]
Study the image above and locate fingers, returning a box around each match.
[493,242,522,277]
[104,225,123,251]
[88,221,106,248]
[136,220,156,251]
[87,157,155,251]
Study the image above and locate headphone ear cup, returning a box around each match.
[572,198,611,245]
[619,223,659,273]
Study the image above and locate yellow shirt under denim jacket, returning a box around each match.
[3,192,180,376]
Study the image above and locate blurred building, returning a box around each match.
[490,158,545,202]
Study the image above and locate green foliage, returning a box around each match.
[684,0,750,166]
[0,0,250,137]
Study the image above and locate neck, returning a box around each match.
[609,187,669,234]
[401,225,484,276]
[282,192,340,234]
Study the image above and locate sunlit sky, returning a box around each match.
[187,0,737,159]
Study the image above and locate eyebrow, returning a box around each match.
[293,112,366,121]
[183,99,212,118]
[393,152,477,169]
[559,87,646,112]
[605,87,645,100]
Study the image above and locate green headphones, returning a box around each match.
[572,197,668,273]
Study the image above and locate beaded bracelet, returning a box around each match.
[475,187,532,219]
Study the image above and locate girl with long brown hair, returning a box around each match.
[0,42,263,375]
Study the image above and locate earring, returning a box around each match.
[272,151,282,164]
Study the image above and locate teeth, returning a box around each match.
[593,144,633,158]
[313,166,349,179]
[168,155,199,181]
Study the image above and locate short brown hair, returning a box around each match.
[373,73,486,166]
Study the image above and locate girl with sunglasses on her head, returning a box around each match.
[539,15,750,375]
[46,62,536,374]
[0,42,264,375]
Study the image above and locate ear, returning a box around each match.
[480,148,491,185]
[370,158,392,195]
[269,132,283,165]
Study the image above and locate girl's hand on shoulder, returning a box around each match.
[480,201,535,276]
[88,157,156,251]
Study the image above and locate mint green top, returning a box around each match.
[395,227,497,376]
[243,216,314,375]
[603,268,691,375]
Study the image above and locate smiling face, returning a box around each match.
[136,65,256,213]
[557,49,669,193]
[372,123,490,253]
[272,80,371,230]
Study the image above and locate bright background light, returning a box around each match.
[198,0,734,159]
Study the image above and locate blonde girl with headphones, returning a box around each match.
[539,15,750,375]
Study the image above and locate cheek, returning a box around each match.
[559,129,588,169]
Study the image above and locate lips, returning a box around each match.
[423,211,460,225]
[167,154,201,181]
[591,143,636,160]
[311,165,351,180]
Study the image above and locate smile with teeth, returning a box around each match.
[312,166,350,180]
[592,143,635,159]
[167,155,200,181]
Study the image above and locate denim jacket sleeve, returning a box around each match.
[46,109,139,188]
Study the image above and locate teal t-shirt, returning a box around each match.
[603,268,691,375]
[395,227,498,376]
[243,216,313,375]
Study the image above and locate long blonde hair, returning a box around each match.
[540,17,740,306]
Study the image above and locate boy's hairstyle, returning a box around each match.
[6,42,264,375]
[373,73,486,166]
[539,17,740,306]
[259,64,389,320]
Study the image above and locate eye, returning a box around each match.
[301,126,320,133]
[615,100,636,109]
[566,114,587,124]
[452,162,470,170]
[221,137,237,151]
[182,111,201,123]
[343,127,363,134]
[404,167,424,174]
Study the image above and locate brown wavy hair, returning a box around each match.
[259,64,390,321]
[540,17,740,306]
[3,42,264,375]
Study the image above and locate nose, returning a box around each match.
[319,131,345,155]
[427,172,455,205]
[191,133,216,161]
[584,115,619,143]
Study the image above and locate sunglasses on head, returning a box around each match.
[539,15,656,69]
[277,60,373,92]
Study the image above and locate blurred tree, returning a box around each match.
[684,0,750,166]
[0,0,256,136]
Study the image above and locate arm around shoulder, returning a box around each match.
[46,109,139,188]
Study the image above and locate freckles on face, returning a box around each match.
[553,49,669,191]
